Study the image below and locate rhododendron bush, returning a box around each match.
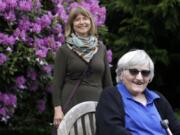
[0,0,107,125]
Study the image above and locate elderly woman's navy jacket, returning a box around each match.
[96,86,180,135]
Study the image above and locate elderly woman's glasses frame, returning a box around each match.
[128,68,150,77]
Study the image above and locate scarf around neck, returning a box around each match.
[66,33,98,63]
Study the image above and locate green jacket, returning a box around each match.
[52,42,113,111]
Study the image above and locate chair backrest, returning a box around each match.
[58,101,97,135]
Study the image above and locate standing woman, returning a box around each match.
[52,7,113,127]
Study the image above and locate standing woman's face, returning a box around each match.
[73,14,91,37]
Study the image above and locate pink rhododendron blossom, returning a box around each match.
[5,36,15,45]
[0,1,6,11]
[107,49,113,63]
[86,0,99,5]
[0,53,8,65]
[0,92,17,122]
[19,0,33,11]
[42,64,53,74]
[33,0,42,9]
[31,23,42,33]
[1,94,17,107]
[0,33,15,46]
[55,4,68,23]
[53,24,62,34]
[0,108,6,117]
[13,28,27,41]
[35,48,48,58]
[36,12,53,28]
[6,0,17,8]
[51,0,63,4]
[34,38,44,47]
[4,10,16,21]
[18,17,31,31]
[16,76,26,89]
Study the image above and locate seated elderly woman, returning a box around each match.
[96,49,180,135]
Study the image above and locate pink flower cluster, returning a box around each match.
[0,92,17,122]
[0,0,107,122]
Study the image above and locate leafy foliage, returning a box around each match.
[102,0,180,108]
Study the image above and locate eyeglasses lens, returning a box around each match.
[128,69,150,77]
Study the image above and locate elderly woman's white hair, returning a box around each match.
[116,49,154,83]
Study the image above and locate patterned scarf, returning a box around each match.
[66,33,98,63]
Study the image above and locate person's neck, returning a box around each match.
[133,93,147,106]
[75,33,89,38]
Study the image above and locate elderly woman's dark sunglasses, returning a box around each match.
[128,68,151,77]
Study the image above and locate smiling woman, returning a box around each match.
[72,14,91,37]
[65,7,97,38]
[52,6,113,127]
[96,49,180,135]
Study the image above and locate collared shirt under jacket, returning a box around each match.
[96,86,180,135]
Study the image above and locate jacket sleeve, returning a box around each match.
[96,87,132,135]
[102,44,113,88]
[158,93,180,135]
[52,46,67,107]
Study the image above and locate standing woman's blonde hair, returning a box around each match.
[65,7,97,37]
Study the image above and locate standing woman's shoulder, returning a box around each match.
[55,44,72,60]
[98,40,106,50]
[58,43,69,50]
[56,43,71,54]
